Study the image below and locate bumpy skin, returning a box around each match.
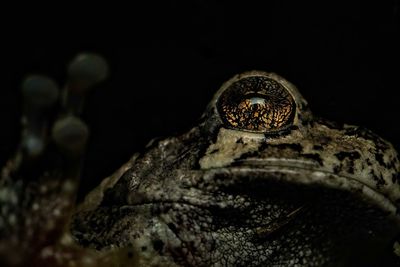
[1,71,400,267]
[71,72,400,266]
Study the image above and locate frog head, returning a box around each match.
[72,71,400,266]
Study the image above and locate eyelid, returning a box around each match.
[217,76,296,133]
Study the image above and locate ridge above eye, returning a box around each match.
[217,76,296,133]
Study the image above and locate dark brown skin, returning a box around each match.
[0,59,399,266]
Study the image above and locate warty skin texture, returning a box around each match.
[1,69,400,267]
[73,71,400,266]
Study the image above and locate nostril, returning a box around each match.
[101,184,129,206]
[101,184,146,207]
[100,168,145,206]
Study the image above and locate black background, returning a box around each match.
[0,1,399,198]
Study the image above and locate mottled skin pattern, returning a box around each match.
[1,69,400,266]
[72,71,400,266]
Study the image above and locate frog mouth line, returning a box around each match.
[121,165,398,218]
[203,166,399,217]
[117,167,399,266]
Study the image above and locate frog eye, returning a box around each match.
[217,76,295,133]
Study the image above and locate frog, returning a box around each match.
[0,54,399,267]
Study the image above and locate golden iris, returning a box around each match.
[217,76,295,133]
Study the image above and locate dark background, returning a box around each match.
[0,1,399,198]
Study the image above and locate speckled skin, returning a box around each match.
[71,71,400,266]
[1,71,400,267]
